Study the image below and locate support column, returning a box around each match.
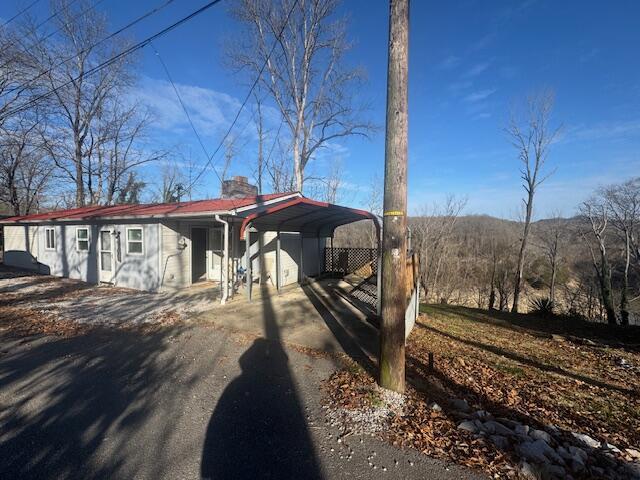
[222,220,229,304]
[299,233,305,284]
[377,254,382,316]
[276,231,281,292]
[245,230,252,302]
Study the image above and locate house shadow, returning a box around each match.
[0,326,192,479]
[200,234,323,480]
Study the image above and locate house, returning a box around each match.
[0,180,379,304]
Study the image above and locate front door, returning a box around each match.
[99,230,114,283]
[192,227,207,283]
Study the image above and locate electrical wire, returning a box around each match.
[0,0,223,122]
[0,0,102,73]
[184,0,300,191]
[5,0,176,96]
[0,0,44,29]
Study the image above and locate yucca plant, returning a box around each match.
[529,297,556,318]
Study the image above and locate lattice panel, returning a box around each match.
[324,247,378,276]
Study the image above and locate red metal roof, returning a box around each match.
[239,197,380,238]
[1,193,296,223]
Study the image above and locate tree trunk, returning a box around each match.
[379,0,409,394]
[488,255,497,310]
[599,251,617,325]
[293,139,302,192]
[621,231,630,326]
[74,133,85,207]
[512,190,534,312]
[549,258,557,304]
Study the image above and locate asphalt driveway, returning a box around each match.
[0,324,484,479]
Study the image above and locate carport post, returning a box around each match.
[377,254,382,315]
[214,214,229,305]
[299,233,304,284]
[245,229,252,302]
[276,231,281,292]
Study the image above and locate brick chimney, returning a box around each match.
[221,175,258,199]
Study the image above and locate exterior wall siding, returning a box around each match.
[159,221,191,290]
[3,222,160,291]
[4,218,326,293]
[4,225,41,271]
[279,233,300,286]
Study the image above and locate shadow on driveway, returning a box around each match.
[0,327,192,479]
[201,234,323,479]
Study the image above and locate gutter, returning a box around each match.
[213,214,229,305]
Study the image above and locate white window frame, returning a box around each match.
[45,227,56,251]
[76,227,90,252]
[126,227,144,256]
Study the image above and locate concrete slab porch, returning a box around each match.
[197,278,379,368]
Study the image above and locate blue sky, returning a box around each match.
[3,0,640,217]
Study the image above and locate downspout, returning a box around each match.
[214,215,229,304]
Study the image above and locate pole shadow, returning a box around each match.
[200,232,322,479]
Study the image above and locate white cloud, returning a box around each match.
[132,77,243,137]
[464,88,497,103]
[565,120,640,143]
[448,80,473,94]
[463,61,491,78]
[436,55,461,70]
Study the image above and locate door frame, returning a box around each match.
[99,229,115,283]
[209,226,223,282]
[190,226,209,284]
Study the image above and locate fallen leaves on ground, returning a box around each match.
[323,305,640,479]
[413,305,640,449]
[324,368,516,478]
[0,306,89,337]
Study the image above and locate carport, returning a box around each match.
[239,197,381,302]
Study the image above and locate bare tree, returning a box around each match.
[602,178,640,325]
[506,90,559,313]
[365,174,383,248]
[411,196,467,302]
[252,92,266,194]
[89,101,162,205]
[35,0,139,207]
[228,0,375,192]
[265,138,295,193]
[580,200,617,325]
[537,213,566,305]
[0,24,48,131]
[0,112,51,215]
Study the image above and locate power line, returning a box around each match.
[0,0,44,29]
[5,0,175,96]
[0,0,223,122]
[152,42,266,209]
[185,0,300,191]
[150,42,216,179]
[0,0,101,73]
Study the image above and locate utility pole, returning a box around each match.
[379,0,409,393]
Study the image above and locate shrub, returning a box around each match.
[529,297,556,318]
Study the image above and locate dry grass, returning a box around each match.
[412,305,640,448]
[324,304,640,479]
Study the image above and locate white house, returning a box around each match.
[1,187,379,304]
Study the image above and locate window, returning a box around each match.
[126,227,143,255]
[76,228,89,252]
[45,228,56,250]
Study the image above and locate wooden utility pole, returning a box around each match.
[379,0,409,393]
